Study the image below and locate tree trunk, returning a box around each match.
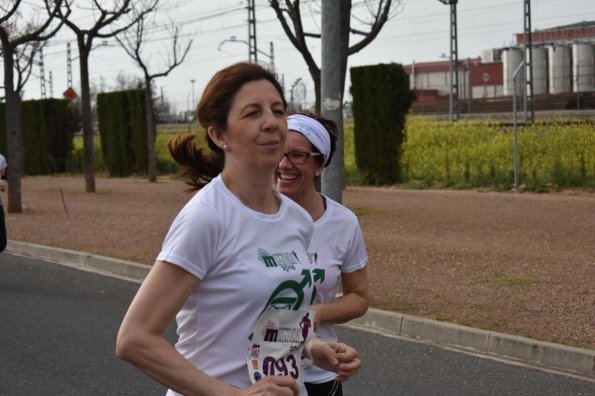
[311,67,322,114]
[78,37,95,192]
[1,42,23,214]
[144,78,157,182]
[339,0,352,98]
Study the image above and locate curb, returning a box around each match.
[348,309,595,379]
[6,240,595,379]
[6,240,149,283]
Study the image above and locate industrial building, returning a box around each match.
[404,21,595,114]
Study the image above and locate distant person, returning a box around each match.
[116,62,361,395]
[275,112,370,396]
[0,153,7,252]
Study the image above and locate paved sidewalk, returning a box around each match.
[7,240,595,380]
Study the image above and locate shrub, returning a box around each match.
[350,63,415,184]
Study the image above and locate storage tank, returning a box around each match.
[548,45,572,94]
[572,42,595,92]
[529,47,548,95]
[502,48,524,96]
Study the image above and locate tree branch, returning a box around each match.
[14,41,41,93]
[0,0,20,25]
[116,12,193,81]
[269,0,319,73]
[348,0,394,55]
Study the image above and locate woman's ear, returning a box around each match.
[207,126,227,151]
[314,161,324,177]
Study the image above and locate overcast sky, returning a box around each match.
[19,0,595,112]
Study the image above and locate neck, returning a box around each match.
[288,186,325,221]
[221,165,279,214]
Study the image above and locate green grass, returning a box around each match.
[400,117,595,191]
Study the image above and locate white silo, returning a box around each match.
[572,42,595,92]
[503,48,524,96]
[529,46,548,95]
[548,45,572,94]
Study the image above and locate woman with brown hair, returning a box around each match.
[116,63,361,396]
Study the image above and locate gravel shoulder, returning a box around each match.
[6,175,594,349]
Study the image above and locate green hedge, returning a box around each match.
[96,89,148,177]
[0,99,79,175]
[350,63,415,184]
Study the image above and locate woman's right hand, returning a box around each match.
[240,375,298,395]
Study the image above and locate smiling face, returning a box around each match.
[210,79,287,171]
[275,131,324,201]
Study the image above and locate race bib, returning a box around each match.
[247,309,315,385]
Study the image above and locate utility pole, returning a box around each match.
[438,0,459,121]
[247,0,257,63]
[320,1,343,203]
[67,42,73,88]
[39,48,46,99]
[49,71,53,98]
[523,0,535,123]
[269,41,275,73]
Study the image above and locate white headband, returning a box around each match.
[287,114,331,165]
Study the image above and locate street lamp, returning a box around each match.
[217,36,275,72]
[190,79,196,108]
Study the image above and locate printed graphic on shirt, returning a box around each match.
[258,248,300,273]
[261,268,325,313]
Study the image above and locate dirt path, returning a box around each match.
[5,176,595,349]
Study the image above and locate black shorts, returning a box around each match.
[305,379,343,396]
[0,199,6,252]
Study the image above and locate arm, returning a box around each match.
[304,337,361,382]
[310,267,370,329]
[0,167,7,192]
[116,260,233,395]
[116,261,299,396]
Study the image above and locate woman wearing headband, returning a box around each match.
[276,112,370,396]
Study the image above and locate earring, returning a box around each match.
[223,144,228,150]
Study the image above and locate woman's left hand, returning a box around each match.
[306,340,361,382]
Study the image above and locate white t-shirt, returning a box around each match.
[0,154,7,171]
[157,175,319,394]
[304,196,368,384]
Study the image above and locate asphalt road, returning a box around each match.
[1,253,594,395]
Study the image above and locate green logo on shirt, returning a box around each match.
[258,248,300,273]
[261,268,326,312]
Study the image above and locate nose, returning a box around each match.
[262,109,279,132]
[279,153,294,168]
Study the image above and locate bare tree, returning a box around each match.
[54,0,159,192]
[0,0,67,213]
[269,0,402,112]
[115,11,192,182]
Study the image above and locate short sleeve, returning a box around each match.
[156,201,222,280]
[0,154,7,171]
[341,222,368,274]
